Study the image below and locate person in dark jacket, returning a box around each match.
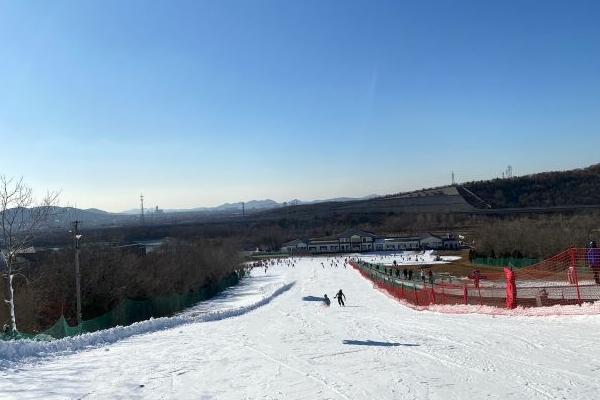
[334,289,346,306]
[323,294,331,306]
[587,241,600,284]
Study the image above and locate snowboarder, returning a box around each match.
[323,294,331,307]
[334,289,346,306]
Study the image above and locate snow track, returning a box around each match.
[1,256,599,399]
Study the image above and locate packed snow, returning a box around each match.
[1,256,599,399]
[355,250,461,266]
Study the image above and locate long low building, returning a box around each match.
[281,229,460,254]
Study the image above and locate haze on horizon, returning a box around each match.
[1,0,599,213]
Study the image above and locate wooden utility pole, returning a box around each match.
[71,220,83,325]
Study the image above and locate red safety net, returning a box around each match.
[350,247,600,315]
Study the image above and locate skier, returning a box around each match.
[334,289,346,306]
[323,294,331,307]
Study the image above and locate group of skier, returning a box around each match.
[320,258,346,269]
[250,257,297,274]
[323,289,346,307]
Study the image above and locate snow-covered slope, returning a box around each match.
[1,256,599,399]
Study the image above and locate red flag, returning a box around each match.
[504,267,517,309]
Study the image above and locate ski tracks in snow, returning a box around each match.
[1,256,600,399]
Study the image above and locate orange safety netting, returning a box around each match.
[350,247,600,312]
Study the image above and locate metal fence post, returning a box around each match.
[571,248,582,306]
[414,284,419,306]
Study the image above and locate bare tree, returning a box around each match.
[0,175,59,334]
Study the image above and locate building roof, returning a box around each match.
[282,239,306,247]
[442,237,459,242]
[420,233,443,240]
[308,239,340,245]
[384,236,422,242]
[336,228,377,239]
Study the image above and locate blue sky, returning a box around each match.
[1,0,599,212]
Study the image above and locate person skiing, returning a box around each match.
[334,289,346,306]
[323,294,331,307]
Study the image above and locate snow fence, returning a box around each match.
[1,270,246,341]
[351,247,600,315]
[0,281,295,365]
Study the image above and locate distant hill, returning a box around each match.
[0,206,135,232]
[48,207,135,227]
[120,195,378,214]
[253,185,474,221]
[462,163,600,208]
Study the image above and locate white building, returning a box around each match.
[441,233,460,250]
[383,237,421,251]
[281,230,460,254]
[307,239,339,254]
[419,234,444,249]
[336,229,376,252]
[280,239,308,253]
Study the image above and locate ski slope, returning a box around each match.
[1,256,600,399]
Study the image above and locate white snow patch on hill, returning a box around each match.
[355,250,461,266]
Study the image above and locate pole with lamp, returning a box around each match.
[70,221,83,326]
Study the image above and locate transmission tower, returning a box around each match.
[140,194,145,224]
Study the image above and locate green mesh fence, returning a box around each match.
[472,257,539,268]
[2,270,244,341]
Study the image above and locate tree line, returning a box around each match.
[462,163,600,208]
[1,238,242,333]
